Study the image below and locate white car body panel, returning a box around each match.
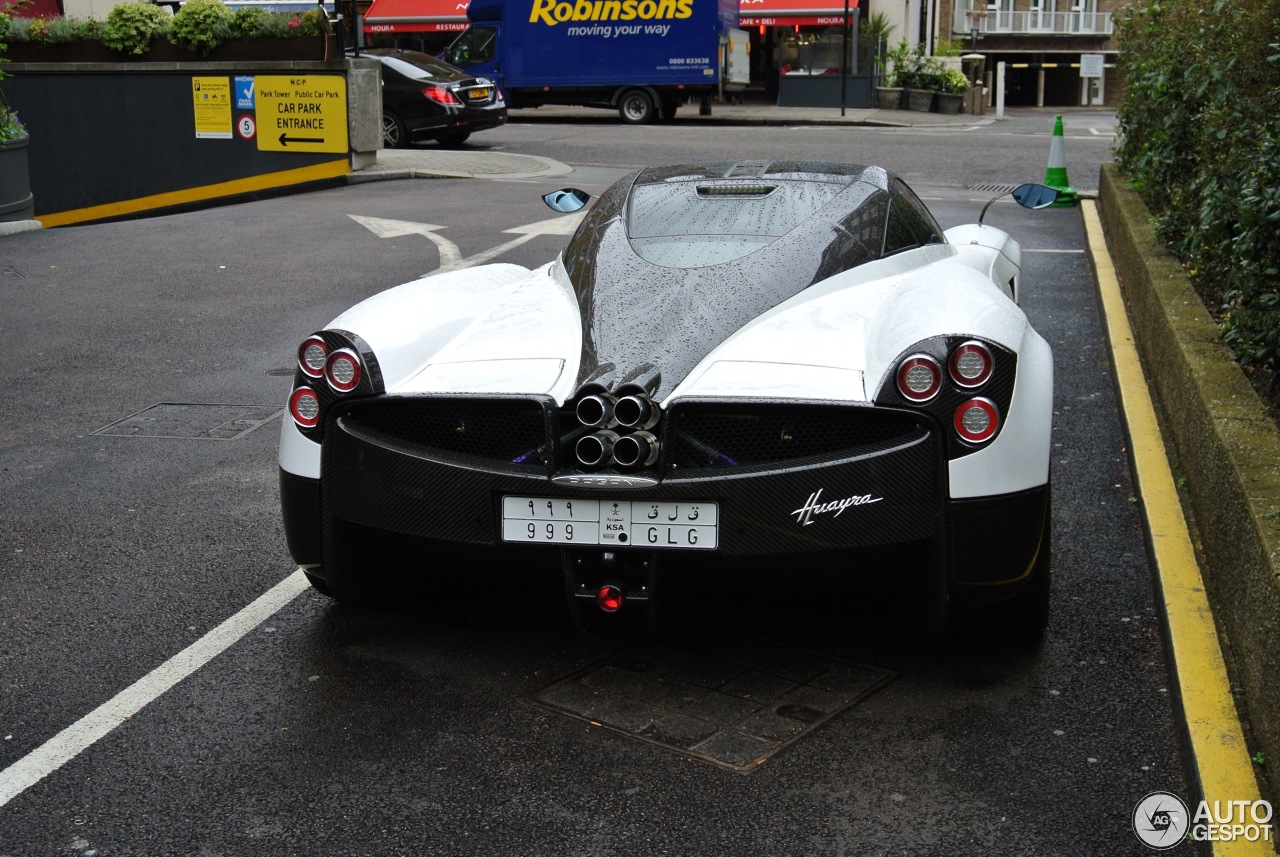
[280,219,1049,500]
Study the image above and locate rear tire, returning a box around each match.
[435,129,471,147]
[322,518,418,606]
[303,571,333,598]
[618,89,657,124]
[980,497,1052,642]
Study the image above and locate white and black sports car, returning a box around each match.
[279,162,1057,636]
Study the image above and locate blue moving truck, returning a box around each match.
[441,0,749,123]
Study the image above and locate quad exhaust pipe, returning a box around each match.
[571,386,662,469]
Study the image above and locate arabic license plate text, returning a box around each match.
[500,497,718,549]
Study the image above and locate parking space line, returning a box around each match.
[1083,201,1270,855]
[0,569,309,809]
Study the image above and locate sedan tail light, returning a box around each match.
[298,335,328,378]
[422,84,463,106]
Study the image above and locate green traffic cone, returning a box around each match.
[1043,114,1079,207]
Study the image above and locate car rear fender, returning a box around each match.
[944,223,1022,302]
[325,262,537,392]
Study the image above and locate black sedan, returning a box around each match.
[365,48,507,148]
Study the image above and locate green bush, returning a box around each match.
[167,0,230,56]
[881,41,945,89]
[102,2,170,56]
[45,16,104,43]
[1115,0,1280,371]
[938,68,971,95]
[168,0,229,55]
[227,6,271,38]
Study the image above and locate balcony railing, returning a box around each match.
[953,9,1114,36]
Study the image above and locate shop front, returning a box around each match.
[740,0,872,107]
[361,0,469,54]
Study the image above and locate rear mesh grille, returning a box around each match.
[338,397,549,471]
[662,404,927,473]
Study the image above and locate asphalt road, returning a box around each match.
[0,115,1202,856]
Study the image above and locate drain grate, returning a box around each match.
[969,183,1020,194]
[92,403,282,440]
[529,630,895,773]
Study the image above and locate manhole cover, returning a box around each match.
[92,403,282,440]
[969,182,1020,194]
[530,631,895,773]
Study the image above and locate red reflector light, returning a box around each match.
[298,335,328,378]
[326,348,362,393]
[596,585,624,613]
[954,397,999,443]
[896,354,942,402]
[949,341,993,388]
[289,387,321,428]
[423,84,462,106]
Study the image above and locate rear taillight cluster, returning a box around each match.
[423,84,462,106]
[891,340,1002,446]
[288,333,375,434]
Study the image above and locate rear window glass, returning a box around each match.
[379,54,456,81]
[625,180,843,267]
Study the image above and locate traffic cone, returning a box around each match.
[1043,114,1078,207]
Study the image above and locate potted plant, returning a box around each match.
[0,9,34,223]
[906,52,946,112]
[934,68,971,114]
[878,41,922,110]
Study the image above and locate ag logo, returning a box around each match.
[1133,791,1189,850]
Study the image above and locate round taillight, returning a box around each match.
[326,349,362,393]
[949,341,993,388]
[298,336,328,378]
[954,397,999,443]
[896,354,942,402]
[289,387,321,428]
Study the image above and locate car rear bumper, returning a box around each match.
[281,399,1048,596]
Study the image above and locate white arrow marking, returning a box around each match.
[350,212,586,276]
[348,215,463,271]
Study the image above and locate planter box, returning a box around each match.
[875,86,902,110]
[0,135,34,222]
[935,92,964,114]
[906,88,934,112]
[5,36,326,64]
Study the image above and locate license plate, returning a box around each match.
[467,87,491,100]
[501,496,718,549]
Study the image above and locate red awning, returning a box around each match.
[363,0,469,33]
[2,0,62,17]
[739,0,857,26]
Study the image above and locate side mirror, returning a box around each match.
[978,183,1060,226]
[1011,183,1060,210]
[542,188,590,213]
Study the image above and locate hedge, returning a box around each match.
[1114,0,1280,374]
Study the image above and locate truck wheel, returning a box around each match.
[382,111,408,149]
[618,89,657,124]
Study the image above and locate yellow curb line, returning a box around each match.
[35,160,351,228]
[1083,200,1272,855]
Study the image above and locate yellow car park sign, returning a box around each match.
[253,75,348,154]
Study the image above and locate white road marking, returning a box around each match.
[351,212,586,276]
[0,569,309,808]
